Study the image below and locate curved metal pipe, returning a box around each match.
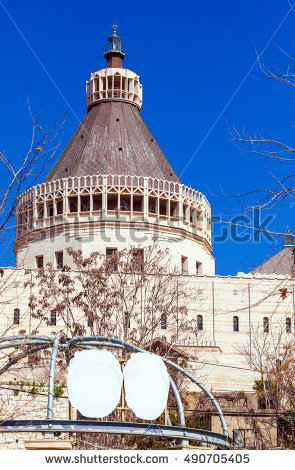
[169,376,186,446]
[67,336,228,438]
[169,376,185,426]
[0,335,52,343]
[3,334,228,440]
[47,332,64,419]
[0,340,51,350]
[0,344,51,376]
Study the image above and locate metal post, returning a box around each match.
[47,332,64,419]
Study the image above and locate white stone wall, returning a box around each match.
[0,387,69,449]
[0,266,293,449]
[16,226,215,275]
[15,175,213,274]
[0,267,293,394]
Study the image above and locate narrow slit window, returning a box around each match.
[56,251,63,270]
[197,315,203,331]
[50,311,56,326]
[233,316,239,332]
[286,317,291,333]
[125,313,130,328]
[196,262,202,276]
[106,248,118,271]
[161,314,167,330]
[181,256,188,274]
[13,308,20,325]
[263,317,269,333]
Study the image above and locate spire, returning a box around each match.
[104,23,125,68]
[283,226,294,245]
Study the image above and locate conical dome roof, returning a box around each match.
[44,101,180,183]
[45,28,180,184]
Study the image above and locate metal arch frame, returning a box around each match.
[0,333,230,449]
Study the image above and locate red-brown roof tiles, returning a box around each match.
[44,101,180,183]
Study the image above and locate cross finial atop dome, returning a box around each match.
[112,22,118,34]
[104,23,125,68]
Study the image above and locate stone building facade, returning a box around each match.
[0,28,294,449]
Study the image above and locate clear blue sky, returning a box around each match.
[0,0,294,275]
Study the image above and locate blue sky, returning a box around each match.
[0,0,295,275]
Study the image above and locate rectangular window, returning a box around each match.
[93,195,102,211]
[233,316,239,332]
[36,255,44,269]
[107,195,118,211]
[120,197,130,212]
[69,197,78,213]
[161,314,167,329]
[56,200,63,215]
[106,248,117,258]
[50,311,56,326]
[170,202,178,217]
[56,251,63,269]
[197,315,203,330]
[37,205,44,219]
[132,248,144,272]
[81,196,90,212]
[196,261,202,275]
[125,313,131,328]
[233,429,256,449]
[13,308,20,325]
[286,318,291,333]
[106,248,118,271]
[47,203,54,217]
[133,196,143,212]
[148,197,157,214]
[181,256,188,274]
[159,200,167,216]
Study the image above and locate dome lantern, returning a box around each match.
[104,23,125,68]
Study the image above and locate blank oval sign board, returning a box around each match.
[123,353,170,420]
[67,349,123,418]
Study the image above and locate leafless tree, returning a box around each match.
[0,102,65,260]
[27,243,203,353]
[229,45,295,216]
[237,323,295,448]
[0,104,66,447]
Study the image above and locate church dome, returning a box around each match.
[14,26,214,276]
[45,25,179,184]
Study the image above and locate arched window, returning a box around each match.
[50,311,56,326]
[233,316,239,332]
[197,315,203,331]
[263,317,269,333]
[13,308,20,325]
[286,317,291,333]
[124,313,130,328]
[161,314,167,330]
